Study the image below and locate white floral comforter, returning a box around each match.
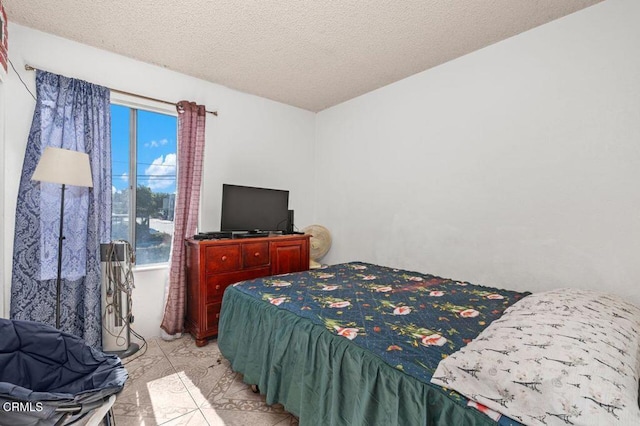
[431,288,640,426]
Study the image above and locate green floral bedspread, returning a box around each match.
[231,262,529,394]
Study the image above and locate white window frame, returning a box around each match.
[110,93,178,269]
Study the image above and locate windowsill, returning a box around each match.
[133,263,169,273]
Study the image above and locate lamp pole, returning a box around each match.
[31,147,94,330]
[55,183,66,329]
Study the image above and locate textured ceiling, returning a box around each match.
[4,0,602,112]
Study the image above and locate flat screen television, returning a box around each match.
[221,184,289,232]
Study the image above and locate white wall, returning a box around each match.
[1,23,316,334]
[315,0,640,306]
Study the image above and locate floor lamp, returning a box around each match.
[32,147,94,328]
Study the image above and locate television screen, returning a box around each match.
[221,184,289,232]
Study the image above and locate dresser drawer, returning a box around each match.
[205,245,241,273]
[206,268,271,303]
[205,276,225,303]
[205,302,222,332]
[242,242,270,268]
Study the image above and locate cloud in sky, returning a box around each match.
[144,153,176,191]
[144,138,169,148]
[110,173,129,192]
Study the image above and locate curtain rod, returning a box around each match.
[24,64,218,117]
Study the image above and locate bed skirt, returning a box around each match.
[218,286,494,426]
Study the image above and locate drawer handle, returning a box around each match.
[216,285,221,291]
[221,255,227,261]
[216,313,220,319]
[254,252,260,257]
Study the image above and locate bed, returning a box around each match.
[217,262,640,425]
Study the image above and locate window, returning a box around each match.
[111,104,178,265]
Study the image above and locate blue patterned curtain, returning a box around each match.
[10,70,111,348]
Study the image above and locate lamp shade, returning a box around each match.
[32,147,93,188]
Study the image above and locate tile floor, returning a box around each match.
[113,335,298,426]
